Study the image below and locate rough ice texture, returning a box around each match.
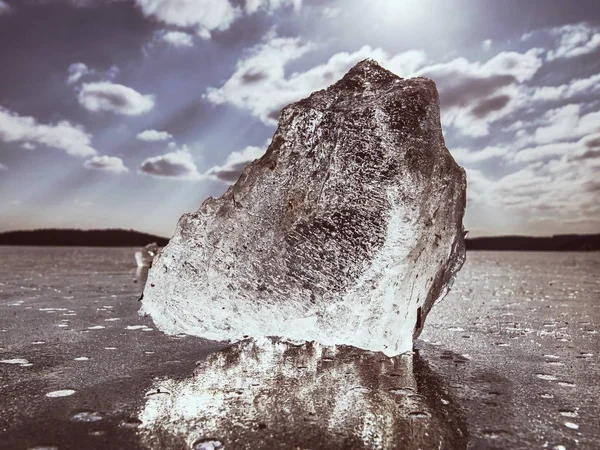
[140,59,466,356]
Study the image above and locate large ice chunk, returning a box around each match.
[140,59,466,356]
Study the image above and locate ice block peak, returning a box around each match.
[140,60,466,356]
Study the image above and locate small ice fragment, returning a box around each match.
[31,341,45,345]
[1,358,30,365]
[126,325,147,330]
[74,357,90,361]
[559,410,578,418]
[564,422,578,429]
[105,318,120,322]
[104,347,117,350]
[192,439,224,450]
[544,355,560,359]
[135,243,159,268]
[558,381,576,387]
[71,411,103,422]
[536,374,557,381]
[46,389,76,398]
[87,326,105,330]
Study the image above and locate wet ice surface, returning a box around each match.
[0,248,599,449]
[419,251,600,450]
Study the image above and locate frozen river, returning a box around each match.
[0,247,598,449]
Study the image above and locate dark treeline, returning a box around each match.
[0,229,169,247]
[466,234,600,252]
[0,229,598,251]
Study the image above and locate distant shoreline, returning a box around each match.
[0,229,598,251]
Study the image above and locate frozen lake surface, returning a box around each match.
[0,247,598,449]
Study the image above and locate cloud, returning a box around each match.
[136,129,173,142]
[78,82,155,115]
[157,30,194,48]
[533,104,600,145]
[0,162,7,170]
[67,63,92,84]
[451,146,509,165]
[417,48,543,137]
[206,33,544,138]
[0,106,96,157]
[513,141,581,163]
[513,130,600,163]
[206,34,427,125]
[245,0,301,14]
[135,0,241,35]
[205,145,266,181]
[531,73,600,103]
[546,23,600,60]
[482,39,492,51]
[0,0,13,15]
[135,0,303,37]
[84,155,128,173]
[138,143,268,183]
[138,147,201,180]
[67,63,119,85]
[581,132,600,150]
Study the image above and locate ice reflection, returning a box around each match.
[138,338,467,449]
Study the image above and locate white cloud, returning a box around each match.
[482,39,492,51]
[417,48,543,137]
[138,143,268,183]
[21,142,36,150]
[513,131,600,163]
[513,141,581,163]
[546,23,600,60]
[67,62,92,84]
[245,0,301,14]
[451,146,509,165]
[78,82,155,116]
[533,104,600,145]
[138,147,201,180]
[158,30,194,48]
[0,162,7,170]
[135,0,303,36]
[206,34,427,125]
[205,145,266,182]
[136,129,173,142]
[84,155,128,173]
[0,106,96,157]
[531,73,600,102]
[67,63,119,85]
[0,0,12,15]
[135,0,241,34]
[207,35,545,138]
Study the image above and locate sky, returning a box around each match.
[0,0,599,238]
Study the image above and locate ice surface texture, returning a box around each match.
[140,59,466,356]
